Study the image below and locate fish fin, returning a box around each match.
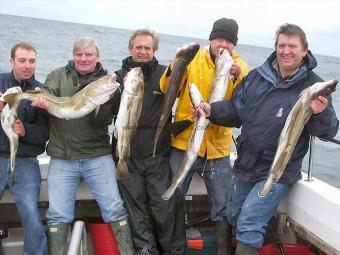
[258,179,274,197]
[3,93,20,108]
[162,184,178,200]
[94,106,100,116]
[117,159,129,179]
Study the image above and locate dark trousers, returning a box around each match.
[118,156,185,255]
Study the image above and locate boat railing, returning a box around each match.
[306,136,340,182]
[66,221,88,255]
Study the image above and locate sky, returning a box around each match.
[1,0,340,57]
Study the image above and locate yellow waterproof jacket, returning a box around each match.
[160,46,248,159]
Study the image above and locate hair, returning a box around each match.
[73,37,100,57]
[128,29,160,51]
[275,23,308,50]
[11,42,36,58]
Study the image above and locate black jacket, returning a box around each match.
[113,56,170,158]
[210,51,339,184]
[0,72,48,157]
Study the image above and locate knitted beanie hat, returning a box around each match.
[209,18,238,45]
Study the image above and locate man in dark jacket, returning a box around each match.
[0,42,48,255]
[32,37,134,255]
[113,29,185,255]
[198,24,339,255]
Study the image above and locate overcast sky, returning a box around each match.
[1,0,340,57]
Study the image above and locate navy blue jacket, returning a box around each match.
[0,72,48,157]
[210,51,339,184]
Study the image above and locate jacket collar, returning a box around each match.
[10,71,37,91]
[121,56,158,77]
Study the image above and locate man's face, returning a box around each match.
[10,47,36,81]
[210,38,235,58]
[74,46,99,75]
[129,35,155,62]
[276,34,308,77]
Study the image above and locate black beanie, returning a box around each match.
[209,18,238,45]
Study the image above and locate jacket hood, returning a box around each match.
[121,56,158,78]
[66,60,107,90]
[258,50,317,87]
[10,70,38,91]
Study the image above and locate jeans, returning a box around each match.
[0,156,47,255]
[169,148,231,221]
[46,155,127,225]
[226,171,290,248]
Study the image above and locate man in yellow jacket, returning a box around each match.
[160,18,248,255]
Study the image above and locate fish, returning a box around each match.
[162,83,206,200]
[3,74,119,119]
[152,42,200,157]
[208,49,233,104]
[258,79,338,197]
[114,67,144,179]
[0,102,19,183]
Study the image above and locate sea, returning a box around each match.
[1,14,339,188]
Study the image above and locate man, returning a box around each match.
[199,23,339,254]
[160,18,248,255]
[33,37,134,255]
[113,29,185,255]
[0,42,48,255]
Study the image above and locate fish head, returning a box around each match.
[85,74,120,105]
[215,49,233,75]
[188,83,202,108]
[308,79,338,100]
[124,67,144,95]
[175,42,200,62]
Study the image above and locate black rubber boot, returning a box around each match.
[216,221,232,255]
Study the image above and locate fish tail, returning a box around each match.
[162,184,177,200]
[3,93,21,108]
[117,159,129,179]
[258,177,274,197]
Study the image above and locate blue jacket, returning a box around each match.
[0,72,48,157]
[210,51,339,184]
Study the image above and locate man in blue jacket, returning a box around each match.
[198,23,339,254]
[0,42,48,255]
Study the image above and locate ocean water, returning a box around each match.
[1,14,339,188]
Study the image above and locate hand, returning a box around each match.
[13,119,25,137]
[311,96,328,114]
[193,102,211,119]
[31,96,49,109]
[230,62,241,78]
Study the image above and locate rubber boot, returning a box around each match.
[111,219,135,255]
[235,243,259,255]
[47,224,69,255]
[216,221,232,255]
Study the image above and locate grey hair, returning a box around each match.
[73,37,100,56]
[128,29,160,51]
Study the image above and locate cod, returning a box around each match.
[114,67,144,179]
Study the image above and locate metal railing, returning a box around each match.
[306,136,340,182]
[67,221,88,255]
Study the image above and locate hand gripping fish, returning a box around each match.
[152,42,200,157]
[114,67,144,179]
[259,79,338,197]
[3,74,119,119]
[162,83,206,200]
[0,87,22,183]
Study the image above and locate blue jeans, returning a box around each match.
[226,171,290,248]
[169,148,231,221]
[46,155,127,225]
[0,156,47,255]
